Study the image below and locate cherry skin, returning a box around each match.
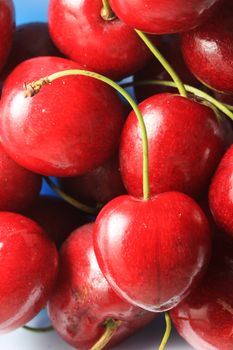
[0,56,124,176]
[24,195,87,248]
[0,0,15,73]
[93,192,211,312]
[48,0,155,80]
[170,240,233,350]
[0,212,58,333]
[120,93,227,199]
[209,145,233,238]
[0,142,41,212]
[48,223,157,350]
[109,0,222,34]
[181,3,233,94]
[59,152,126,206]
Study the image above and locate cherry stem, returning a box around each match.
[158,313,172,350]
[44,177,101,215]
[101,0,116,21]
[90,319,121,350]
[23,325,53,333]
[135,30,187,98]
[121,80,233,121]
[25,70,150,200]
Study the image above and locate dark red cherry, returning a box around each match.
[48,0,156,80]
[120,93,226,199]
[48,223,156,349]
[181,3,233,94]
[0,212,58,333]
[0,142,41,212]
[0,0,15,73]
[170,240,233,350]
[0,57,124,176]
[109,0,222,34]
[94,193,211,312]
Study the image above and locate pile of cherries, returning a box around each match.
[0,0,233,349]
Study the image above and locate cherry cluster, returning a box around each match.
[0,0,232,349]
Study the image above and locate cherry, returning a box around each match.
[209,145,233,238]
[93,192,211,312]
[120,93,227,199]
[24,195,87,247]
[0,0,15,73]
[170,239,233,350]
[59,152,126,206]
[108,0,222,34]
[0,56,124,176]
[0,142,41,212]
[0,212,58,333]
[48,0,155,80]
[181,2,233,94]
[48,223,157,349]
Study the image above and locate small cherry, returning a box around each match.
[0,0,15,73]
[48,223,157,350]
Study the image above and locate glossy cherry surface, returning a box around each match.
[209,145,233,238]
[0,0,15,73]
[170,240,233,350]
[0,56,124,176]
[109,0,222,34]
[48,223,156,350]
[0,212,58,333]
[49,0,154,80]
[181,2,233,94]
[94,193,211,312]
[120,93,226,199]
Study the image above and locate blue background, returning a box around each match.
[15,0,49,24]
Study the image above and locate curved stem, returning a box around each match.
[23,325,53,333]
[25,70,150,200]
[135,30,187,98]
[158,313,172,350]
[101,0,116,21]
[90,319,121,350]
[121,79,233,121]
[44,177,101,215]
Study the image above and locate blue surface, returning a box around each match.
[14,0,49,25]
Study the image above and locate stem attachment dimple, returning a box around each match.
[158,313,172,350]
[90,319,121,350]
[101,0,116,21]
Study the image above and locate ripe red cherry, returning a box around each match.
[0,142,41,212]
[0,0,15,73]
[209,145,233,238]
[0,56,124,176]
[109,0,222,34]
[0,212,58,333]
[120,93,226,199]
[48,223,156,349]
[181,3,233,94]
[170,240,233,350]
[93,193,211,312]
[48,0,155,80]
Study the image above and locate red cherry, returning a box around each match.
[181,3,233,94]
[170,240,233,350]
[48,0,155,80]
[120,93,226,199]
[109,0,222,34]
[93,193,211,312]
[209,145,233,238]
[0,142,41,212]
[0,56,124,176]
[24,195,87,247]
[0,212,58,333]
[48,223,156,349]
[0,0,15,73]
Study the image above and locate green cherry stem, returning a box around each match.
[25,70,150,200]
[135,30,187,98]
[90,319,121,350]
[44,177,101,215]
[23,325,54,333]
[121,80,233,121]
[101,0,116,21]
[158,313,172,350]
